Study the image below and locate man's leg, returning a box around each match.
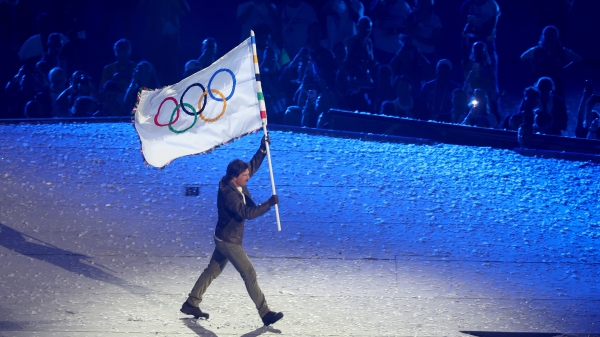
[187,246,228,306]
[215,240,270,317]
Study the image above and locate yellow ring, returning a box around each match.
[197,89,227,123]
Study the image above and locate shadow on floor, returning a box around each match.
[181,318,217,337]
[181,317,282,337]
[240,325,282,337]
[0,222,148,294]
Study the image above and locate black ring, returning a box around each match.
[180,83,207,116]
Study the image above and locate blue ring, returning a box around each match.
[207,68,236,101]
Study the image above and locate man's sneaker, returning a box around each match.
[261,311,284,326]
[180,301,209,319]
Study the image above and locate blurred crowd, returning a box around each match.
[1,0,598,140]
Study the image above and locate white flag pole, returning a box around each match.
[250,30,281,231]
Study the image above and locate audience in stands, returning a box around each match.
[70,95,98,117]
[371,65,396,115]
[18,13,68,64]
[237,0,281,45]
[5,64,46,118]
[463,41,500,123]
[124,60,160,110]
[281,105,300,126]
[332,42,348,71]
[575,80,600,140]
[369,0,411,64]
[404,0,442,64]
[421,59,461,119]
[56,71,96,115]
[292,52,333,127]
[196,38,218,71]
[137,0,190,86]
[48,67,68,117]
[294,61,327,121]
[381,75,427,120]
[533,107,554,135]
[462,88,497,128]
[435,89,470,124]
[278,47,311,106]
[280,0,318,60]
[96,80,129,117]
[1,0,597,145]
[460,0,501,76]
[36,33,68,81]
[344,16,377,88]
[532,77,567,136]
[389,35,431,93]
[501,86,538,131]
[182,60,202,79]
[260,42,287,124]
[518,123,534,148]
[322,0,364,51]
[316,68,355,128]
[24,91,52,118]
[300,87,319,128]
[520,25,582,99]
[586,110,600,140]
[182,37,217,79]
[304,23,337,89]
[100,39,136,97]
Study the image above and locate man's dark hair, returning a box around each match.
[225,159,249,181]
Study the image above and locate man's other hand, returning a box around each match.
[267,195,279,206]
[260,134,271,151]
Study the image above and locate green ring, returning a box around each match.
[168,103,197,134]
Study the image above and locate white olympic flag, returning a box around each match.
[133,37,261,168]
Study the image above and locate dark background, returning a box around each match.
[1,0,599,118]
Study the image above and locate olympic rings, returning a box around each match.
[180,83,207,117]
[155,97,180,126]
[152,68,236,133]
[207,68,236,101]
[198,89,227,123]
[168,103,197,134]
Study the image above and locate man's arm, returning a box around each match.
[247,135,270,178]
[224,187,271,220]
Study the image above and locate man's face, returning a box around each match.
[232,169,250,188]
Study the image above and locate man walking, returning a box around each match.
[180,135,283,326]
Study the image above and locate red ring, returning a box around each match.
[154,97,180,126]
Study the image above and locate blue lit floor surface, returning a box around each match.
[0,123,599,337]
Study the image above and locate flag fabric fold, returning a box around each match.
[133,37,261,168]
